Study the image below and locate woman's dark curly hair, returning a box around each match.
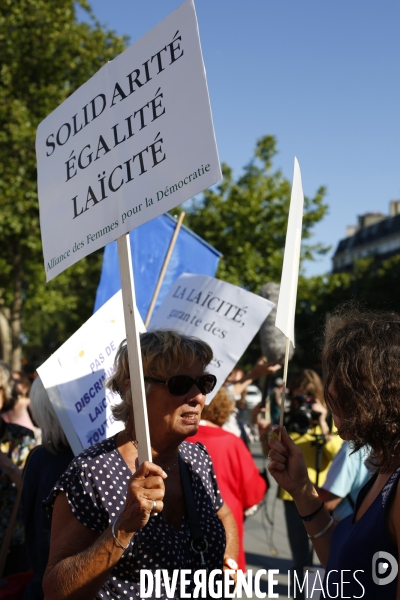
[322,306,400,472]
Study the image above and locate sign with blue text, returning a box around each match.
[149,274,275,403]
[36,0,221,281]
[37,290,145,454]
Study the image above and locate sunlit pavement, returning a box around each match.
[244,441,293,599]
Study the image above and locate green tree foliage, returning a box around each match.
[295,255,400,368]
[0,0,127,368]
[183,136,329,292]
[350,255,400,308]
[295,272,353,368]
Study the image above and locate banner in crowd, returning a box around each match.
[149,273,275,403]
[94,213,222,319]
[37,291,145,454]
[36,0,221,281]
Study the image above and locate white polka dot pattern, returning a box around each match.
[45,437,225,599]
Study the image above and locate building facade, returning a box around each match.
[332,201,400,273]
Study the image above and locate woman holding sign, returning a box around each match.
[43,330,238,600]
[268,307,400,599]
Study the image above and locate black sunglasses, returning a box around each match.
[144,374,217,396]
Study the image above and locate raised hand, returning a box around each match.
[267,426,311,499]
[116,461,167,535]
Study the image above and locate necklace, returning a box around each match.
[125,430,138,448]
[161,455,179,473]
[125,430,178,472]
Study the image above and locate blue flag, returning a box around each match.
[94,213,221,321]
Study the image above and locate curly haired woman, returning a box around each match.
[268,307,400,599]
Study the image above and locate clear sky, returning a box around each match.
[77,0,400,276]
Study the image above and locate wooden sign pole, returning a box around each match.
[278,337,291,435]
[117,233,152,464]
[145,211,186,327]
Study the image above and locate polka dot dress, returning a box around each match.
[45,438,226,599]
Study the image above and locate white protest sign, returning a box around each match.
[275,157,304,346]
[36,0,221,281]
[275,157,304,437]
[149,274,275,403]
[37,290,145,455]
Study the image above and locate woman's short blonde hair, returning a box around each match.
[107,330,213,424]
[201,387,232,427]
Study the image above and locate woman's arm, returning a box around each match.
[268,426,336,568]
[387,479,400,600]
[218,502,239,562]
[43,461,166,600]
[311,401,331,438]
[249,401,272,456]
[232,360,282,397]
[250,402,262,425]
[44,493,123,600]
[217,502,239,582]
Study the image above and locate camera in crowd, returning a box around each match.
[284,394,320,435]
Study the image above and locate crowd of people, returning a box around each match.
[1,306,400,598]
[0,362,36,577]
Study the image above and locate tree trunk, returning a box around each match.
[0,306,12,364]
[10,249,23,371]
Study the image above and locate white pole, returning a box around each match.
[117,233,152,464]
[145,211,185,327]
[278,337,291,441]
